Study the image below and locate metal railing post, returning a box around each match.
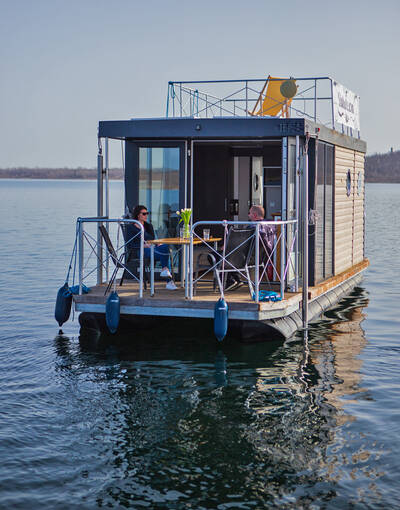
[189,229,194,300]
[295,136,300,292]
[166,82,170,117]
[302,139,309,328]
[139,223,144,298]
[78,219,84,295]
[150,245,155,297]
[172,83,175,117]
[97,147,103,285]
[280,223,286,300]
[314,79,317,122]
[330,77,335,130]
[105,137,110,283]
[188,231,194,300]
[245,81,248,116]
[255,223,260,303]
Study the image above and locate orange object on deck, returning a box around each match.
[251,76,296,117]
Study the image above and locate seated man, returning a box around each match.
[248,205,275,253]
[224,205,275,290]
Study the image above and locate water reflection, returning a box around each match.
[53,287,377,508]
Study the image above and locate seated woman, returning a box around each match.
[125,205,177,290]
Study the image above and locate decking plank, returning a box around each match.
[308,259,369,300]
[73,280,301,313]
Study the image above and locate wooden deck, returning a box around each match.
[73,280,302,320]
[307,259,369,300]
[73,258,369,321]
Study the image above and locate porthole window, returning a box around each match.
[357,171,362,196]
[346,169,351,197]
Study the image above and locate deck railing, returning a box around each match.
[76,217,145,297]
[166,77,338,130]
[188,220,298,303]
[74,217,298,303]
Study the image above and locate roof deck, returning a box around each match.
[98,75,365,152]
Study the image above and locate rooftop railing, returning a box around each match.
[166,77,360,137]
[166,77,335,127]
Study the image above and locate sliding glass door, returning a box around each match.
[125,140,185,240]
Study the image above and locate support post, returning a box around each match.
[295,135,300,292]
[105,137,110,282]
[150,245,155,297]
[255,223,260,303]
[245,81,248,116]
[314,79,317,122]
[330,78,335,131]
[302,134,310,328]
[280,222,285,300]
[190,140,194,213]
[105,137,109,220]
[189,231,195,300]
[139,223,144,298]
[97,144,104,285]
[78,219,83,295]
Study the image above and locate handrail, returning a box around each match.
[188,220,298,303]
[76,217,145,297]
[166,77,337,130]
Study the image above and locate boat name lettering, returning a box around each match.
[338,93,355,114]
[279,121,303,134]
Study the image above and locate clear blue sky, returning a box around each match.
[1,0,398,168]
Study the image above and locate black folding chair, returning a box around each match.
[215,227,256,292]
[120,224,151,289]
[98,225,144,295]
[193,228,255,295]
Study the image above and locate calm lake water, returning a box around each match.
[0,180,399,509]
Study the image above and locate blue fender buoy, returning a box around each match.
[214,297,228,342]
[106,291,120,334]
[55,282,72,327]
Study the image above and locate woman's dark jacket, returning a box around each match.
[125,221,155,250]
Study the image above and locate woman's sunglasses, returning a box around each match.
[140,211,149,216]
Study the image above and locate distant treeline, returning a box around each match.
[364,150,400,183]
[1,150,399,182]
[0,167,124,179]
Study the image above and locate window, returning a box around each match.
[346,169,352,197]
[138,147,180,237]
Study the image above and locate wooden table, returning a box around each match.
[147,237,221,296]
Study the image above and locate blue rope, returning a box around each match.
[65,223,79,284]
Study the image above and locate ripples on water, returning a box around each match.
[0,181,399,509]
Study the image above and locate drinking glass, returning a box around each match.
[203,228,210,240]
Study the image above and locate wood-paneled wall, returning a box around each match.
[334,146,365,275]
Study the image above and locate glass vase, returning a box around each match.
[183,223,190,239]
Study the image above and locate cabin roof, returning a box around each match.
[99,117,366,153]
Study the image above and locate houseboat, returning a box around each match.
[59,76,368,341]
